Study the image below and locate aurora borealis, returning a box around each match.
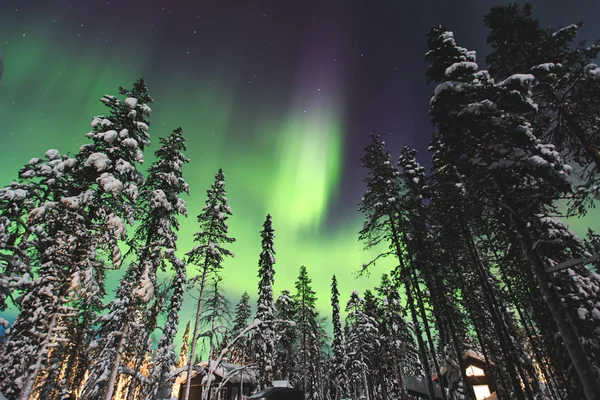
[1,0,599,347]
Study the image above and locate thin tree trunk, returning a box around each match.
[409,266,448,400]
[182,269,209,400]
[461,224,528,400]
[102,321,130,400]
[389,216,436,400]
[18,312,58,400]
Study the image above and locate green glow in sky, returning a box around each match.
[0,18,393,348]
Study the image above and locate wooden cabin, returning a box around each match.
[176,362,257,400]
[433,350,497,400]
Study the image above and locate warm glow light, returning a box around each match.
[465,365,485,377]
[473,384,491,400]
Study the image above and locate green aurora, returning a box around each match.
[1,4,599,353]
[0,15,394,348]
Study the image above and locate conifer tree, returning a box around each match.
[330,275,347,400]
[375,273,420,400]
[294,265,320,396]
[149,254,187,399]
[200,276,231,400]
[229,291,252,365]
[0,80,153,400]
[182,168,235,400]
[426,25,600,399]
[345,291,379,400]
[252,214,277,390]
[178,321,192,369]
[358,132,436,400]
[274,289,296,382]
[84,127,189,400]
[484,3,600,194]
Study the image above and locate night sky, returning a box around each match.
[1,0,599,344]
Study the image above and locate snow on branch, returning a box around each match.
[545,254,600,273]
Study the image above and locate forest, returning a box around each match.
[1,4,600,400]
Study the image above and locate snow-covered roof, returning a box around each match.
[198,361,257,385]
[404,376,446,399]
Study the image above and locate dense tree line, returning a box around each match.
[0,4,599,400]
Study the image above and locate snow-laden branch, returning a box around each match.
[201,318,295,400]
[545,254,599,273]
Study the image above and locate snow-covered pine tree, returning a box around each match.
[345,291,379,400]
[251,214,277,390]
[200,275,231,400]
[148,253,187,400]
[126,127,189,399]
[182,168,235,400]
[84,127,189,400]
[330,275,348,400]
[274,289,296,383]
[396,146,449,400]
[375,273,420,400]
[293,265,321,398]
[358,132,436,400]
[229,291,252,365]
[0,79,153,400]
[426,25,600,399]
[178,321,192,369]
[484,3,600,199]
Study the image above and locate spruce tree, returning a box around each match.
[426,25,600,399]
[182,168,235,400]
[178,321,192,369]
[330,275,348,400]
[375,273,420,400]
[345,291,379,400]
[484,3,600,193]
[358,132,436,400]
[274,289,296,382]
[84,127,189,400]
[229,291,252,365]
[252,214,277,390]
[0,80,153,400]
[293,265,320,397]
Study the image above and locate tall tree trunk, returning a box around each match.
[409,266,448,400]
[182,268,209,400]
[389,216,436,400]
[497,180,600,400]
[18,313,58,400]
[462,224,528,400]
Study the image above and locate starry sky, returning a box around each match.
[1,0,599,346]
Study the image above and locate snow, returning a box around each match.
[115,159,135,174]
[121,138,138,149]
[134,121,149,132]
[107,213,126,239]
[534,63,561,72]
[61,196,80,209]
[584,63,600,81]
[45,149,61,161]
[151,189,172,211]
[98,173,123,195]
[27,206,46,222]
[0,188,27,201]
[140,103,152,117]
[577,307,588,320]
[444,61,478,77]
[85,153,111,172]
[497,73,535,88]
[103,130,118,143]
[119,128,129,138]
[124,97,138,109]
[552,24,578,37]
[28,158,42,165]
